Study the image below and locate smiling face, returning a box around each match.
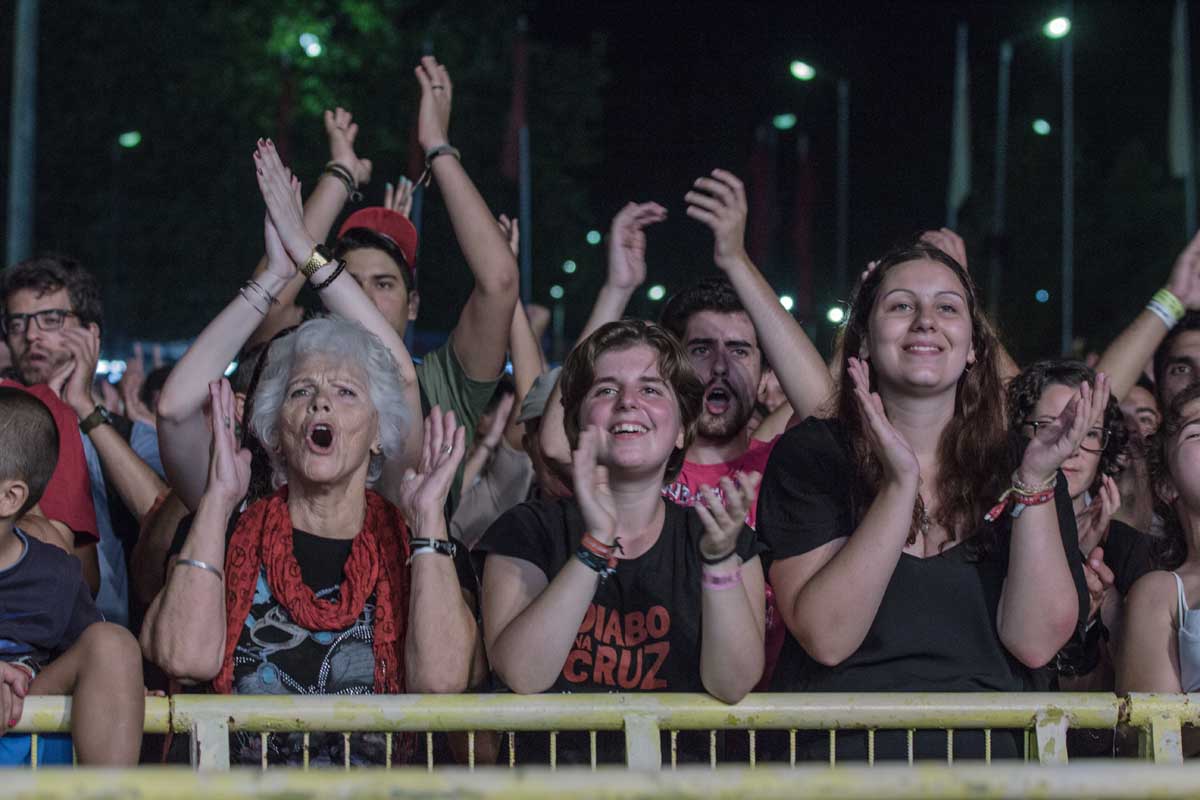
[860,259,976,396]
[681,310,762,443]
[1027,381,1106,500]
[344,248,419,339]
[4,287,84,385]
[578,344,685,481]
[278,353,380,489]
[1166,398,1200,511]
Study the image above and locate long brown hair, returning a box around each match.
[1149,382,1200,569]
[833,242,1009,544]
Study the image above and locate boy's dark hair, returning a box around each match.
[334,228,415,293]
[0,387,60,517]
[659,277,745,341]
[0,254,104,330]
[1153,311,1200,392]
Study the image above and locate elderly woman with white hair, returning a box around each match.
[142,140,481,766]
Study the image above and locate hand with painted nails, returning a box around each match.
[253,139,315,266]
[385,176,415,219]
[685,169,749,272]
[694,471,760,562]
[0,661,31,736]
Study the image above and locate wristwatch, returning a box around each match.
[300,244,335,278]
[79,404,114,435]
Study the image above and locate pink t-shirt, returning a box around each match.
[663,435,783,690]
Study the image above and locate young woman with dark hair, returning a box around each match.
[758,242,1096,761]
[1006,360,1152,689]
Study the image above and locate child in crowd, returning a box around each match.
[0,386,143,765]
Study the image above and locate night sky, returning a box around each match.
[1,0,1195,362]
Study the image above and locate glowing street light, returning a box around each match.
[117,131,142,149]
[549,284,564,300]
[772,113,797,131]
[647,284,666,302]
[826,306,846,324]
[1032,118,1052,136]
[1042,16,1071,39]
[789,60,816,81]
[1035,289,1050,303]
[562,260,577,275]
[586,230,602,246]
[299,32,323,58]
[779,295,795,311]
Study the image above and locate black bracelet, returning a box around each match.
[575,546,616,582]
[407,537,457,566]
[699,547,738,566]
[322,163,362,202]
[311,259,346,291]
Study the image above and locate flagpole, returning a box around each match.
[1061,1,1075,356]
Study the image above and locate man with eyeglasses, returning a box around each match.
[2,255,166,628]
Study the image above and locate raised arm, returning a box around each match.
[398,408,479,693]
[768,359,920,666]
[686,169,833,420]
[483,427,619,693]
[156,191,299,510]
[539,202,667,464]
[997,374,1108,668]
[248,108,374,348]
[254,139,423,475]
[497,215,548,449]
[142,380,247,682]
[50,327,167,520]
[1095,230,1200,400]
[416,56,518,382]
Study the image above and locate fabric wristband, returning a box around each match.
[701,570,743,591]
[1148,288,1185,330]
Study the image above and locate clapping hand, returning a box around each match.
[685,169,749,271]
[414,55,453,152]
[1083,546,1116,623]
[1077,474,1120,556]
[498,214,520,258]
[572,426,618,544]
[324,107,373,187]
[1019,374,1110,487]
[254,139,314,267]
[847,357,920,485]
[48,326,102,420]
[694,472,760,562]
[606,202,666,291]
[1167,229,1200,310]
[119,342,156,427]
[397,406,466,536]
[920,227,968,270]
[204,378,251,511]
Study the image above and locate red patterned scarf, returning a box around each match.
[213,486,411,695]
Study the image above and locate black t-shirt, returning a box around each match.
[0,529,101,671]
[168,511,475,766]
[756,418,1088,762]
[476,497,763,764]
[1103,519,1153,596]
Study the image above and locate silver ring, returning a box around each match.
[432,85,446,91]
[223,416,231,428]
[403,473,418,482]
[441,444,453,454]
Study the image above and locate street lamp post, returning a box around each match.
[789,62,850,302]
[989,13,1072,349]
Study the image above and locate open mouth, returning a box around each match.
[609,422,648,439]
[308,423,334,451]
[704,385,732,416]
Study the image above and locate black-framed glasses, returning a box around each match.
[1021,419,1110,453]
[1,309,77,336]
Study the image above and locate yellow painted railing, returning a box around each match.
[8,692,1196,769]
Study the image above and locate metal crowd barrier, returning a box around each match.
[7,692,1196,770]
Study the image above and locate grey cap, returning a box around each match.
[516,366,562,424]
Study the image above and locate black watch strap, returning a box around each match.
[79,404,113,435]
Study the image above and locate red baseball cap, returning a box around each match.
[337,207,419,281]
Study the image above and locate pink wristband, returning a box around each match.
[701,570,743,591]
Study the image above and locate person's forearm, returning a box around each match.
[141,496,230,681]
[505,303,546,449]
[488,560,601,694]
[722,254,833,419]
[433,156,518,296]
[699,562,764,703]
[405,538,477,693]
[158,274,290,509]
[84,426,167,521]
[1095,308,1168,402]
[998,502,1079,668]
[783,480,915,666]
[581,285,635,343]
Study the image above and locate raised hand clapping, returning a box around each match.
[607,202,666,291]
[847,357,919,485]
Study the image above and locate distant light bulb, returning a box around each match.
[1035,289,1050,303]
[1032,118,1052,136]
[117,131,142,148]
[790,60,816,81]
[647,284,666,301]
[586,230,602,246]
[562,260,577,275]
[549,284,565,300]
[780,295,795,311]
[826,306,846,324]
[1043,17,1071,39]
[773,113,798,131]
